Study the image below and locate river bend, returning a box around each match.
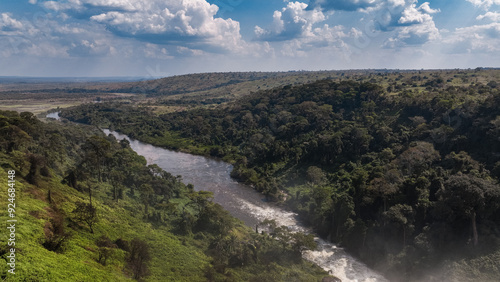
[102,129,388,282]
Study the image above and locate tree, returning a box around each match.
[187,191,214,213]
[306,166,327,185]
[72,201,98,233]
[0,123,32,153]
[210,234,254,269]
[442,151,483,175]
[178,208,196,235]
[127,238,151,280]
[96,236,116,266]
[139,184,154,215]
[437,174,500,246]
[396,141,440,176]
[26,154,44,185]
[82,136,111,182]
[64,169,78,189]
[196,202,233,236]
[290,232,317,255]
[330,193,355,240]
[383,204,415,247]
[109,169,124,201]
[370,169,402,211]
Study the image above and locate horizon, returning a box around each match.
[2,67,500,81]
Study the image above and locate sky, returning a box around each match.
[0,0,499,77]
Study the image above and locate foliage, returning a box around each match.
[0,110,328,281]
[72,201,98,234]
[127,238,151,280]
[60,69,500,281]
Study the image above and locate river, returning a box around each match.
[102,128,388,282]
[46,111,61,120]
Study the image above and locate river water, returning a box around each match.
[46,111,61,120]
[102,129,388,282]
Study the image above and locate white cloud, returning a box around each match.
[444,22,500,53]
[44,0,248,53]
[303,1,441,48]
[280,24,350,55]
[419,2,440,14]
[380,1,440,47]
[0,11,117,58]
[477,11,500,21]
[466,0,500,8]
[385,20,440,47]
[176,46,205,56]
[256,0,440,55]
[67,39,115,56]
[0,13,26,32]
[144,43,173,59]
[255,1,353,57]
[398,4,434,24]
[255,2,327,41]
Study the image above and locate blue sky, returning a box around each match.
[0,0,499,77]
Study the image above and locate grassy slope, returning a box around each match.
[0,159,211,281]
[0,114,329,282]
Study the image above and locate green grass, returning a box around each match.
[0,166,213,281]
[0,164,330,281]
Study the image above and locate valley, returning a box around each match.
[2,69,500,281]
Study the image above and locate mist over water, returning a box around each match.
[103,129,388,282]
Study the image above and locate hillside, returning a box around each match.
[61,69,500,281]
[0,110,329,281]
[0,71,365,115]
[3,69,499,115]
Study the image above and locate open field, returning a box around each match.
[0,91,139,116]
[0,100,83,115]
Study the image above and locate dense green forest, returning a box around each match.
[0,110,329,281]
[61,70,500,281]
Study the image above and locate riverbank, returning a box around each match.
[0,110,333,281]
[102,129,388,282]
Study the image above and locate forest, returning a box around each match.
[61,69,500,281]
[0,110,329,281]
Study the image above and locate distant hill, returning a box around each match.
[88,71,346,106]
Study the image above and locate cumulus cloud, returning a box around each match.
[443,22,500,53]
[370,1,438,28]
[67,39,115,57]
[419,2,440,14]
[254,2,326,41]
[0,13,27,33]
[379,1,440,47]
[477,11,500,21]
[466,0,500,8]
[0,13,47,57]
[43,0,248,53]
[384,20,439,47]
[254,1,355,57]
[0,11,117,58]
[280,24,354,56]
[302,0,441,47]
[398,4,435,25]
